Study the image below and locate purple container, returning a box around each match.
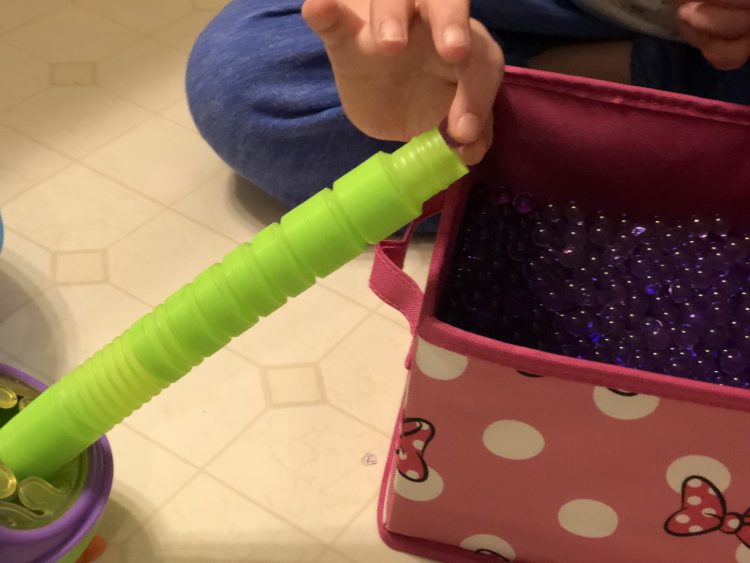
[0,364,113,563]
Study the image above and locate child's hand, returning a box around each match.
[678,0,750,70]
[302,0,504,164]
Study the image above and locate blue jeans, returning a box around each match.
[186,0,750,209]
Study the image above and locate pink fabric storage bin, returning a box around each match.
[370,67,750,563]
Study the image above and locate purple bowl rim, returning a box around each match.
[0,363,114,559]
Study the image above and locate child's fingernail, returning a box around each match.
[456,113,481,141]
[379,18,404,42]
[443,25,467,48]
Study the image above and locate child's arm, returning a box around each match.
[301,0,504,164]
[678,0,750,70]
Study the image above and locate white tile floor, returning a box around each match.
[0,2,433,561]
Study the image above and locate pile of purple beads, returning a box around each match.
[437,183,750,388]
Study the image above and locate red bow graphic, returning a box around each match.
[665,475,750,547]
[395,418,435,483]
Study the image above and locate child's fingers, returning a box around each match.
[447,24,504,145]
[678,19,713,49]
[302,0,363,47]
[680,21,750,69]
[703,35,750,69]
[679,1,750,40]
[458,114,493,165]
[369,0,414,54]
[422,0,471,63]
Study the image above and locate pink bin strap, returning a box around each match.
[369,195,444,334]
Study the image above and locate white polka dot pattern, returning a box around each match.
[415,338,468,380]
[592,387,660,420]
[558,499,619,538]
[460,534,516,560]
[482,420,545,460]
[394,468,444,502]
[666,456,731,493]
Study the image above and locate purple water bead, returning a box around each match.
[584,251,604,271]
[630,349,654,371]
[668,280,694,304]
[704,301,732,324]
[725,237,750,263]
[537,247,560,270]
[668,248,693,271]
[598,282,627,306]
[623,309,644,331]
[639,273,664,296]
[564,202,586,225]
[527,272,549,297]
[686,216,710,238]
[678,300,706,328]
[736,332,750,356]
[513,192,537,214]
[614,214,631,235]
[630,223,649,240]
[704,286,731,306]
[531,223,559,249]
[737,303,750,321]
[719,348,747,377]
[624,290,650,316]
[687,267,715,291]
[681,237,709,258]
[667,349,695,376]
[641,317,670,351]
[522,258,545,280]
[571,280,598,307]
[563,224,588,247]
[705,247,729,272]
[601,243,628,267]
[504,292,532,318]
[507,239,535,262]
[599,304,627,335]
[718,274,744,296]
[539,287,575,313]
[654,259,676,279]
[612,343,635,366]
[658,229,680,252]
[640,243,663,261]
[692,349,718,379]
[669,323,700,349]
[621,329,644,350]
[629,255,654,279]
[543,202,563,223]
[728,318,746,339]
[635,349,664,372]
[559,246,585,269]
[702,327,729,349]
[710,215,731,237]
[490,186,512,206]
[561,307,592,335]
[589,217,614,246]
[737,290,750,307]
[651,297,680,327]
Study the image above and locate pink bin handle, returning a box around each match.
[369,194,445,334]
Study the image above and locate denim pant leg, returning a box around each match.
[632,37,750,106]
[186,0,401,208]
[186,0,630,208]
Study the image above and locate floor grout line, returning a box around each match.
[198,471,330,553]
[0,4,410,556]
[0,89,156,163]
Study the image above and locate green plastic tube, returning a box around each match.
[0,127,468,479]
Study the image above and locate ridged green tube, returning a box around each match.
[0,128,467,479]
